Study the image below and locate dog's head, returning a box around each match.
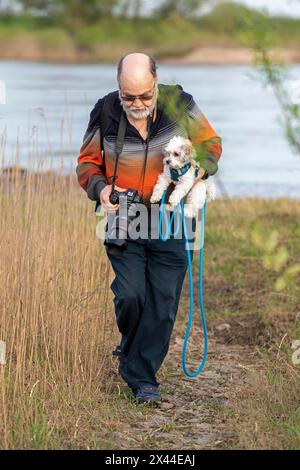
[163,136,196,169]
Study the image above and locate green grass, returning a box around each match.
[231,355,300,449]
[202,198,299,323]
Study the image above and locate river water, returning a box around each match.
[0,60,299,199]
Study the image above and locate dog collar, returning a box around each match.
[170,163,191,182]
[170,163,200,182]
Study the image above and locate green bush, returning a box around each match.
[35,28,73,50]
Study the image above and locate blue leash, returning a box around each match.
[158,190,208,377]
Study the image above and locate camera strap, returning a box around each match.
[140,112,154,200]
[111,111,127,193]
[111,110,154,201]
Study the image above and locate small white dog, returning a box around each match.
[150,136,216,218]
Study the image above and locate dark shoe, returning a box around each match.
[132,385,161,405]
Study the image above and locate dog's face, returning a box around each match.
[163,136,196,169]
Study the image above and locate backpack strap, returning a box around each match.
[92,92,118,213]
[99,91,119,153]
[83,91,118,150]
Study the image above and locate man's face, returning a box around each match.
[118,77,158,120]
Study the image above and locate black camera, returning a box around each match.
[109,188,140,206]
[105,188,142,255]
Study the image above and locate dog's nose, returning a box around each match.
[166,159,170,164]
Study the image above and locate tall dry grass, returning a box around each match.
[0,161,117,448]
[0,129,299,449]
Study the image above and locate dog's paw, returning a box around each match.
[168,193,181,207]
[150,192,161,203]
[182,205,196,218]
[205,181,217,201]
[184,209,195,218]
[150,195,159,203]
[164,203,174,212]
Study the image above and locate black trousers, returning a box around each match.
[105,210,195,390]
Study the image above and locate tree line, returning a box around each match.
[12,0,209,21]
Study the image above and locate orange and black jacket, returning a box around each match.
[76,84,222,205]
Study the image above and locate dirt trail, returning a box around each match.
[108,327,256,450]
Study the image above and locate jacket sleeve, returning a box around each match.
[184,93,222,178]
[76,100,107,201]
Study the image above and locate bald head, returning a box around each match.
[117,53,157,86]
[117,53,158,120]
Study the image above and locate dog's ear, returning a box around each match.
[181,139,196,159]
[162,147,169,158]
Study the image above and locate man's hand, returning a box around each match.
[100,184,127,211]
[199,167,206,179]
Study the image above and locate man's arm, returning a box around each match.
[183,92,223,178]
[191,118,222,179]
[76,100,107,201]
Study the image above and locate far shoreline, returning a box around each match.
[1,46,300,66]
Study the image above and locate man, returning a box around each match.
[76,53,222,404]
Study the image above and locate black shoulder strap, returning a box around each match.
[94,94,125,213]
[99,91,119,151]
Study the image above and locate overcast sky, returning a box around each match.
[231,0,300,17]
[144,0,300,18]
[1,0,300,18]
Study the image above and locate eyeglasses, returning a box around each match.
[120,84,156,105]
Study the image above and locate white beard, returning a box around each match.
[118,84,158,120]
[124,106,154,120]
